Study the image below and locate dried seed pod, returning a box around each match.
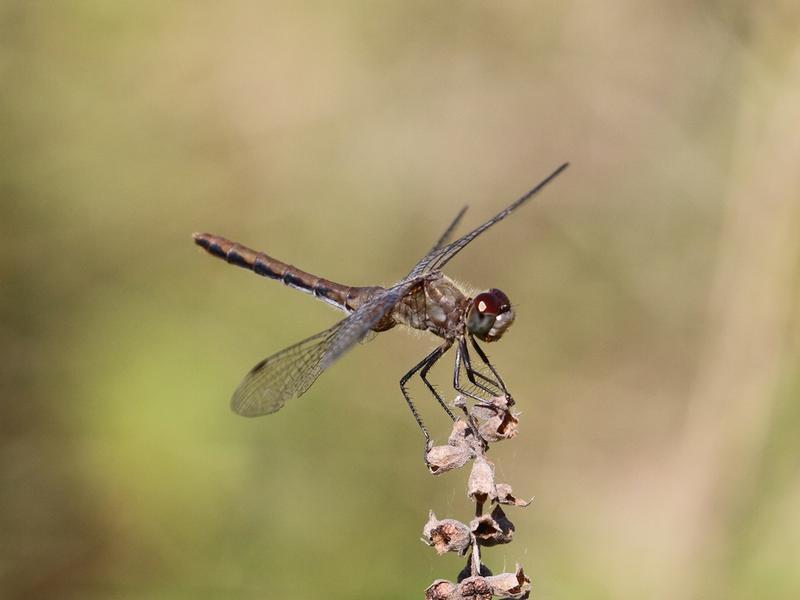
[470,395,512,417]
[471,398,519,442]
[478,409,519,442]
[495,483,532,507]
[485,564,531,599]
[447,418,472,445]
[470,505,515,546]
[425,579,456,600]
[426,419,479,474]
[467,456,497,504]
[426,443,474,474]
[423,512,472,556]
[455,575,493,600]
[450,417,486,455]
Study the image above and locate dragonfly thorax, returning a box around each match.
[391,273,471,339]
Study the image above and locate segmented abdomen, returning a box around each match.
[193,232,379,312]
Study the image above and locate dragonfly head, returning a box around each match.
[466,288,515,342]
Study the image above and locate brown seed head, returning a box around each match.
[467,456,497,505]
[423,512,472,556]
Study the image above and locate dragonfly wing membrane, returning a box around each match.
[430,206,468,253]
[321,281,417,368]
[408,163,568,276]
[232,281,417,416]
[231,323,343,417]
[407,206,467,279]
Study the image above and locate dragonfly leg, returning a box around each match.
[401,346,447,447]
[459,338,503,399]
[468,335,513,405]
[419,340,456,422]
[454,342,484,404]
[452,342,489,448]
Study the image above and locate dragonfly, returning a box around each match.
[194,162,568,446]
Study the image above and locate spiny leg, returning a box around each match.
[452,342,489,447]
[453,342,485,404]
[419,340,456,421]
[459,338,503,398]
[400,343,453,448]
[468,335,513,405]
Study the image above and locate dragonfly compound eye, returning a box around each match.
[467,289,515,342]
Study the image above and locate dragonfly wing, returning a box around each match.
[430,205,469,253]
[231,322,345,417]
[321,280,417,368]
[406,206,467,279]
[408,163,568,277]
[231,281,417,416]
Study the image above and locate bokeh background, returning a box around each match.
[2,2,799,599]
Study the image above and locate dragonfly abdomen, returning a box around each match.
[193,232,363,312]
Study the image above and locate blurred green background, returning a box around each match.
[2,2,799,599]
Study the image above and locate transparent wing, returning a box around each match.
[231,281,418,416]
[405,206,467,280]
[320,280,419,368]
[429,205,468,253]
[408,163,568,277]
[231,323,344,417]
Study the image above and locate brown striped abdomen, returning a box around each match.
[192,232,381,312]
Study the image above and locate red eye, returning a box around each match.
[473,289,511,315]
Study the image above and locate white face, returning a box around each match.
[486,309,515,341]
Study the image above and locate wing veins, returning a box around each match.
[231,280,419,416]
[409,163,568,276]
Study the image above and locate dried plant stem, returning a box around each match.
[422,396,532,599]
